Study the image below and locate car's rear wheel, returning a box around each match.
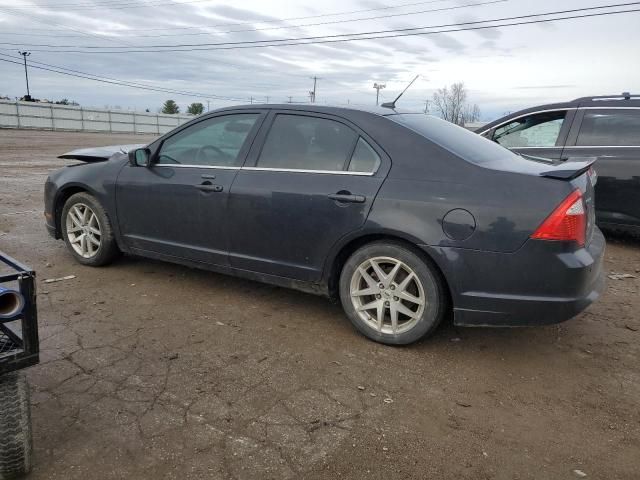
[339,241,447,345]
[61,192,119,266]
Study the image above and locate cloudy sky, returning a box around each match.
[0,0,638,120]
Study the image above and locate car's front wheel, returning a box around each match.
[339,241,447,345]
[61,192,119,266]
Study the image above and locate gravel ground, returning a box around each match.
[1,128,639,480]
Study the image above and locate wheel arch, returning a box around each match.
[53,184,95,238]
[325,231,453,308]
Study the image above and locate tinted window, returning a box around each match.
[257,114,357,171]
[157,114,259,166]
[348,137,381,173]
[391,113,518,165]
[493,111,567,148]
[576,110,640,146]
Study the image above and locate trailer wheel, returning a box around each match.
[0,373,32,479]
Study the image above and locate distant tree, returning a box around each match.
[432,82,480,127]
[187,102,204,115]
[54,98,79,106]
[162,99,180,114]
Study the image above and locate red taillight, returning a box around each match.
[531,189,586,246]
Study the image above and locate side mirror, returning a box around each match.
[129,148,151,167]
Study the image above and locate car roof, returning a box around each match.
[480,93,640,132]
[208,103,417,117]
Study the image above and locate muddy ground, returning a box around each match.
[0,128,639,479]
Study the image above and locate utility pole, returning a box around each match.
[207,100,210,112]
[250,96,254,104]
[265,96,269,104]
[424,99,430,114]
[18,51,31,100]
[287,96,293,103]
[309,76,321,103]
[373,82,386,106]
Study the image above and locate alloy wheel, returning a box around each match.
[65,203,102,258]
[349,256,426,335]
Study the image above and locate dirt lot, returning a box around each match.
[1,128,639,479]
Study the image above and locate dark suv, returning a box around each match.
[479,94,640,235]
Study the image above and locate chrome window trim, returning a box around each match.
[499,145,640,150]
[503,146,562,150]
[242,166,375,176]
[579,106,640,110]
[152,164,376,175]
[564,145,640,149]
[154,164,240,170]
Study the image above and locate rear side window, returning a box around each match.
[257,114,357,171]
[576,110,640,146]
[493,111,567,148]
[348,138,381,173]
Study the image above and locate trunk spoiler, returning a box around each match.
[539,157,597,180]
[517,154,597,180]
[58,144,144,163]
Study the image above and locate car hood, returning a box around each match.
[58,144,145,162]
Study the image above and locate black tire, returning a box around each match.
[339,241,447,345]
[0,373,32,479]
[61,192,120,267]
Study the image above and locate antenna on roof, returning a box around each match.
[381,75,419,109]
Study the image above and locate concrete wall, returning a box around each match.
[0,100,191,135]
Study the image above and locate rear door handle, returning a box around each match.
[196,183,223,193]
[328,193,366,203]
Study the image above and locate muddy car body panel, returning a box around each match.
[45,104,605,328]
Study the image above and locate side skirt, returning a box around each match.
[128,247,329,297]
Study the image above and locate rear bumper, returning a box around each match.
[422,228,606,327]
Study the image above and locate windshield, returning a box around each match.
[390,113,518,165]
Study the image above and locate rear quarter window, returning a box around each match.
[576,109,640,146]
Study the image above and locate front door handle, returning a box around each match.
[328,193,366,203]
[196,183,223,193]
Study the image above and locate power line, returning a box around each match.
[0,0,507,39]
[0,52,311,94]
[3,3,638,53]
[0,4,314,81]
[6,0,455,28]
[0,55,250,101]
[1,0,217,11]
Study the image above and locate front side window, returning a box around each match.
[576,110,640,146]
[157,114,259,166]
[257,114,357,171]
[493,111,567,148]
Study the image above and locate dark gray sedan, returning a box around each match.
[44,105,605,345]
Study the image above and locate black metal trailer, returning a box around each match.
[0,251,39,479]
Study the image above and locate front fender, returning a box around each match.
[45,156,127,245]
